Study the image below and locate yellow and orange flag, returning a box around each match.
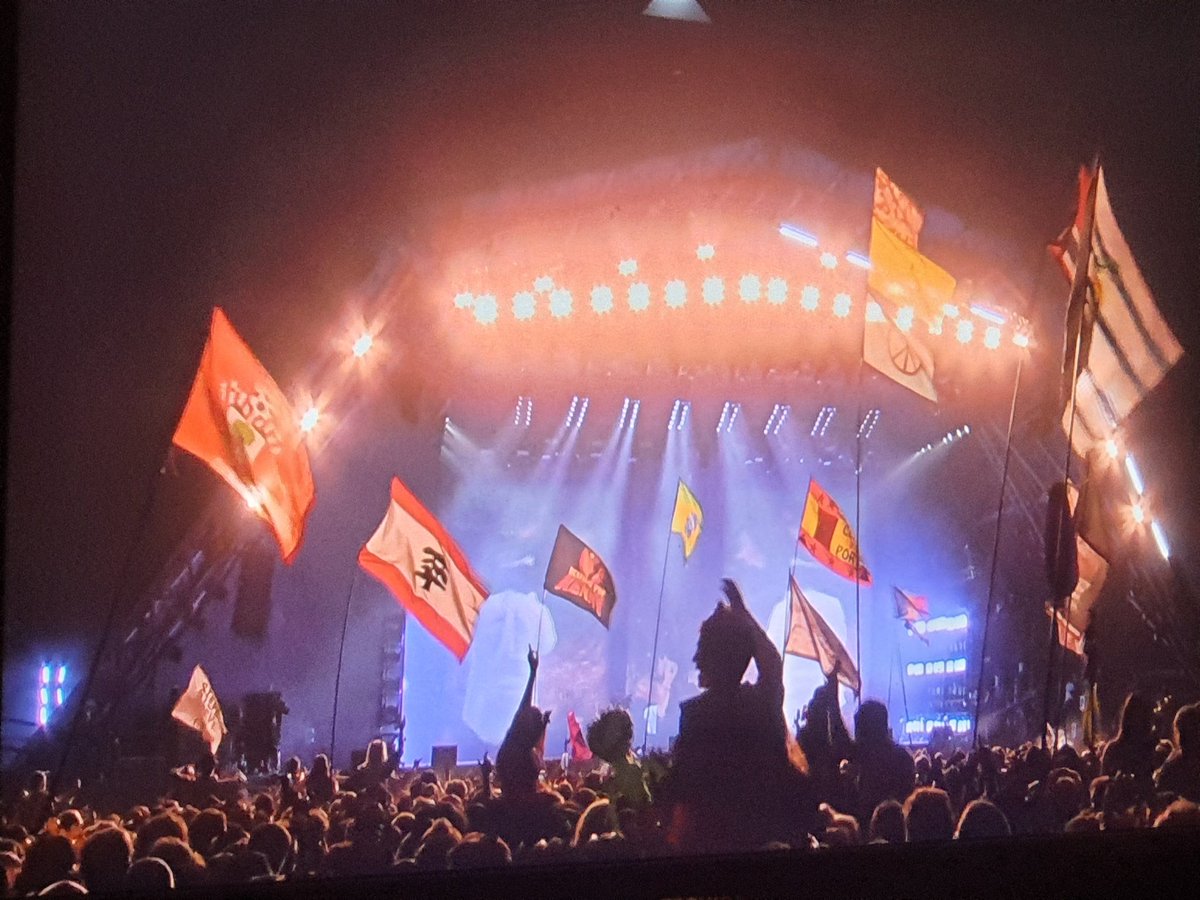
[670,479,703,561]
[798,479,872,585]
[172,308,315,563]
[785,577,861,693]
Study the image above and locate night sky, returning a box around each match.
[7,3,1199,692]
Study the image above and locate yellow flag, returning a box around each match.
[670,480,703,561]
[867,216,956,321]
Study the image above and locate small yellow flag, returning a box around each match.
[670,480,703,561]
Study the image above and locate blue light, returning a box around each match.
[57,665,66,685]
[702,276,725,306]
[665,279,687,309]
[473,294,498,325]
[1125,454,1146,496]
[778,223,819,247]
[549,288,573,319]
[38,706,48,727]
[739,274,761,303]
[969,303,1008,325]
[55,689,63,706]
[40,688,49,706]
[766,277,788,305]
[845,250,872,270]
[591,285,614,314]
[800,285,820,311]
[574,397,589,429]
[1151,521,1171,560]
[512,291,536,321]
[628,282,651,312]
[41,665,50,685]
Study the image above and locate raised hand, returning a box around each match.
[720,578,747,613]
[527,646,540,673]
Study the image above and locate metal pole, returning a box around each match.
[641,526,674,756]
[330,567,359,769]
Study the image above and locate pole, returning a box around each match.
[50,457,165,796]
[853,357,865,704]
[330,566,359,769]
[1042,155,1099,749]
[641,524,674,755]
[972,352,1024,747]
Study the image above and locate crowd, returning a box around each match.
[3,581,1199,894]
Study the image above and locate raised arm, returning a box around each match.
[721,579,783,691]
[517,647,538,715]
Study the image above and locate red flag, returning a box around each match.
[798,479,872,585]
[567,711,592,762]
[172,308,314,563]
[893,587,930,644]
[358,478,489,661]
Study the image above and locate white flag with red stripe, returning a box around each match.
[359,478,490,661]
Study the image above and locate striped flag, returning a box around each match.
[785,577,860,693]
[359,478,489,661]
[799,479,872,585]
[1051,166,1183,455]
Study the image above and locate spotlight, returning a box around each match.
[778,223,819,247]
[717,402,731,434]
[857,409,881,440]
[800,285,820,311]
[549,288,573,318]
[865,300,887,323]
[984,326,1002,349]
[845,250,872,270]
[739,274,761,303]
[811,405,836,437]
[774,404,790,435]
[677,401,690,431]
[591,285,615,314]
[629,399,641,430]
[820,252,839,270]
[766,277,788,305]
[1013,331,1031,348]
[352,332,374,358]
[453,292,474,309]
[702,276,725,306]
[764,403,780,436]
[955,319,974,343]
[472,294,498,325]
[1131,503,1146,524]
[574,397,589,429]
[628,282,650,311]
[832,293,852,318]
[665,279,687,308]
[513,291,536,320]
[668,399,681,432]
[643,0,711,24]
[942,304,960,318]
[618,398,631,430]
[1105,438,1119,459]
[299,406,321,433]
[514,396,533,428]
[969,303,1007,325]
[895,306,915,332]
[1125,454,1146,496]
[565,396,580,428]
[1151,520,1171,560]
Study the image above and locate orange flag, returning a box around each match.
[798,479,872,585]
[173,308,315,563]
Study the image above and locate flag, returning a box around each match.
[799,479,872,585]
[873,168,925,249]
[867,216,957,323]
[1051,166,1184,456]
[785,577,861,693]
[566,711,593,762]
[893,586,930,644]
[1074,449,1124,565]
[670,480,703,561]
[1045,482,1080,605]
[1046,605,1085,656]
[171,665,226,755]
[864,295,939,402]
[172,308,315,563]
[1063,482,1110,637]
[543,525,617,627]
[359,477,489,661]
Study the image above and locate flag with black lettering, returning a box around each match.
[543,525,617,628]
[171,665,227,755]
[799,479,872,585]
[359,477,489,661]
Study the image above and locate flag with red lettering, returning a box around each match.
[543,525,617,628]
[785,577,861,693]
[359,478,489,661]
[799,479,872,585]
[567,711,593,762]
[172,308,315,562]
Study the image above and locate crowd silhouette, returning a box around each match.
[3,580,1199,893]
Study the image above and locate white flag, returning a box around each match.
[359,477,490,661]
[171,665,227,754]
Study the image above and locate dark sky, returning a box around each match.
[7,3,1199,672]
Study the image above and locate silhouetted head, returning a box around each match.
[868,800,905,844]
[955,799,1011,840]
[854,701,890,745]
[694,603,752,689]
[364,739,388,768]
[903,788,954,842]
[1116,693,1154,742]
[311,754,331,778]
[1173,702,1200,754]
[79,826,132,893]
[586,708,635,766]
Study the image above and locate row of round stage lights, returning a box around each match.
[916,425,971,455]
[450,226,1030,349]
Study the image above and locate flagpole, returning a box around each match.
[853,355,865,704]
[533,588,548,705]
[972,351,1024,747]
[330,566,360,769]
[1042,153,1100,750]
[641,524,674,756]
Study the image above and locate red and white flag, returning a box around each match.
[172,308,315,563]
[171,665,226,755]
[358,478,489,661]
[567,711,593,762]
[785,577,861,693]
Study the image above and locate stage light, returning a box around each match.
[778,223,819,247]
[717,402,731,434]
[955,320,974,343]
[565,396,580,428]
[38,707,48,727]
[453,291,474,309]
[352,332,374,358]
[575,397,589,429]
[618,259,638,277]
[774,405,790,435]
[954,658,967,673]
[858,409,881,440]
[534,275,555,292]
[764,404,780,436]
[1151,520,1171,560]
[549,288,573,318]
[513,291,536,320]
[677,401,690,431]
[739,274,761,303]
[1132,503,1146,524]
[514,396,533,428]
[800,285,820,311]
[472,294,499,325]
[591,284,614,314]
[643,0,711,24]
[40,688,49,706]
[702,276,725,306]
[665,279,687,308]
[1105,438,1119,459]
[820,252,839,270]
[41,665,50,685]
[728,403,740,430]
[668,400,681,432]
[970,303,1007,325]
[1013,331,1031,348]
[832,293,852,318]
[1124,454,1145,496]
[245,490,263,512]
[964,425,970,435]
[942,304,960,318]
[928,317,943,336]
[618,398,631,430]
[629,399,641,430]
[55,689,62,705]
[299,406,320,434]
[628,282,651,311]
[865,300,886,323]
[931,661,945,675]
[57,665,66,685]
[696,243,715,260]
[845,250,872,270]
[766,277,788,305]
[895,306,915,332]
[984,326,1002,349]
[811,405,836,437]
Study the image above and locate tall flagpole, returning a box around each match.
[642,521,675,756]
[1042,154,1099,750]
[330,566,360,768]
[972,351,1025,747]
[853,356,865,704]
